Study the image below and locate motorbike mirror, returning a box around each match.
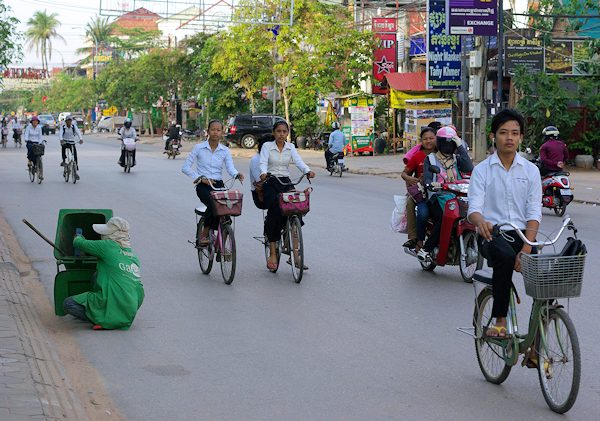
[430,165,441,174]
[525,147,532,154]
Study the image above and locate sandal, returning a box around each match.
[485,325,508,338]
[286,258,309,270]
[92,324,105,330]
[267,260,278,272]
[198,236,210,247]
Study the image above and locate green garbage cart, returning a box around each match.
[53,209,113,316]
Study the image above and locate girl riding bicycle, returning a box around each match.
[259,121,315,272]
[182,119,244,246]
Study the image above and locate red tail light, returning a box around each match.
[229,125,237,135]
[561,178,569,186]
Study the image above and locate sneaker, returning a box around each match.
[403,239,417,249]
[417,248,431,262]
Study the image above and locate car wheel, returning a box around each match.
[241,134,257,149]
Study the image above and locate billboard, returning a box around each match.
[427,0,462,90]
[372,18,397,95]
[448,0,498,36]
[504,34,544,76]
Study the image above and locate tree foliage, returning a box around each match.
[0,1,22,76]
[25,10,65,74]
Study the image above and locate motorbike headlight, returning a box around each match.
[446,183,470,194]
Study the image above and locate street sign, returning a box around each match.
[448,0,498,36]
[427,0,462,90]
[105,106,117,115]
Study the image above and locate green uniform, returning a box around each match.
[71,236,144,330]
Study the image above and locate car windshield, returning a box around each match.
[38,115,53,122]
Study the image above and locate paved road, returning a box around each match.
[0,135,599,420]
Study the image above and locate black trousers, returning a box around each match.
[196,180,225,230]
[479,230,524,318]
[61,143,78,164]
[263,177,293,242]
[119,149,137,166]
[423,199,443,252]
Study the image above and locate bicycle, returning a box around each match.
[459,217,586,413]
[62,143,79,183]
[28,140,46,184]
[254,173,312,283]
[191,177,243,285]
[0,132,7,148]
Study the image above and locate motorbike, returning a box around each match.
[121,137,137,173]
[403,167,482,283]
[165,137,181,159]
[531,158,574,217]
[328,152,345,177]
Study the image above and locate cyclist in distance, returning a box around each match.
[59,116,83,178]
[468,108,542,338]
[182,119,244,246]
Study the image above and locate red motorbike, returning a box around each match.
[403,173,482,282]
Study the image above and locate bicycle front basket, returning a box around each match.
[521,253,586,299]
[210,190,243,217]
[279,188,311,216]
[32,143,45,156]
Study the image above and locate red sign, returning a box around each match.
[372,17,396,34]
[372,32,397,95]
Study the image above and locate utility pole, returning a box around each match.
[497,0,504,111]
[469,36,488,162]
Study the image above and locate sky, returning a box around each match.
[8,0,531,69]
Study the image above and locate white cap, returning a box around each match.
[92,217,130,235]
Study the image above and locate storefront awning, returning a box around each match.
[384,72,427,91]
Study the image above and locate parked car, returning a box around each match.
[58,112,71,122]
[225,114,286,149]
[38,114,57,135]
[97,115,142,133]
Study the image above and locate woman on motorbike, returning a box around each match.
[118,119,137,167]
[182,119,244,246]
[259,121,315,272]
[402,127,437,252]
[418,126,473,262]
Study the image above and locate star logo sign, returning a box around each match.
[375,55,394,74]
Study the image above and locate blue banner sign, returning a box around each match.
[427,0,462,90]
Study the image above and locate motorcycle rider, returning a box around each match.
[59,116,83,176]
[325,121,346,171]
[418,126,473,262]
[539,126,568,176]
[118,118,137,167]
[24,116,43,167]
[164,121,180,152]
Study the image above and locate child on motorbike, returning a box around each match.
[401,127,436,252]
[418,126,473,262]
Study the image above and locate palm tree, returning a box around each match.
[76,16,114,64]
[25,10,65,76]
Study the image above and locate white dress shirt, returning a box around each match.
[468,152,542,230]
[182,141,239,181]
[24,124,43,143]
[59,123,82,143]
[249,153,261,191]
[259,141,310,177]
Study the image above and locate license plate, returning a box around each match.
[338,159,345,164]
[560,189,572,195]
[172,145,179,149]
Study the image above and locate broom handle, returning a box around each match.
[22,219,67,256]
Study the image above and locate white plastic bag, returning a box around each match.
[390,195,408,233]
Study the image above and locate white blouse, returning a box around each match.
[259,141,310,177]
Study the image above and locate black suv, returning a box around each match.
[225,114,285,149]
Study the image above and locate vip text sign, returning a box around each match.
[449,0,498,36]
[427,0,462,90]
[372,18,397,95]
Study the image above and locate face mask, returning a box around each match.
[438,140,456,156]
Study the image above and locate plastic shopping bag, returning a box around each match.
[390,195,408,233]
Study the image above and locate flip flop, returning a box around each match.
[92,324,105,330]
[286,258,309,270]
[198,237,210,247]
[267,260,278,272]
[485,325,508,338]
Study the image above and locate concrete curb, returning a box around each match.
[0,225,87,420]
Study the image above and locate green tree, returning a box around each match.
[25,10,65,75]
[0,1,22,79]
[76,16,114,64]
[110,27,163,60]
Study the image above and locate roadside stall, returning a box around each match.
[403,98,453,149]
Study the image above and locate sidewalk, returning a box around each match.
[230,148,600,205]
[0,225,87,420]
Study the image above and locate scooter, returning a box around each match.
[328,152,345,177]
[165,137,181,159]
[403,167,482,283]
[531,157,574,217]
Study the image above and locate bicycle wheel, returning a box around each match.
[63,161,70,182]
[220,223,236,285]
[196,219,213,274]
[474,288,512,384]
[537,308,580,414]
[36,158,43,184]
[460,231,483,283]
[289,216,304,284]
[28,162,35,182]
[71,161,77,184]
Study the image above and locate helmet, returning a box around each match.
[436,126,457,155]
[542,126,559,140]
[332,121,340,130]
[65,115,72,121]
[124,118,132,129]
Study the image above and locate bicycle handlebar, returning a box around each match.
[493,216,574,247]
[266,173,312,186]
[194,176,241,190]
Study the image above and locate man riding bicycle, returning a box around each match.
[468,109,542,338]
[59,116,83,178]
